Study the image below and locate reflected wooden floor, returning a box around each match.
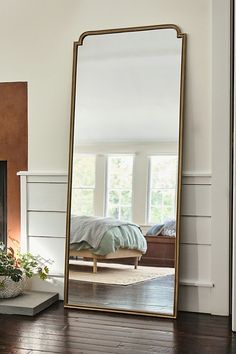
[0,301,235,353]
[68,274,174,315]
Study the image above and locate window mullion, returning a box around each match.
[132,153,148,224]
[94,155,106,216]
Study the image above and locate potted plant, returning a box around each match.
[0,242,49,299]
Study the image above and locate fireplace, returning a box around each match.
[0,82,28,246]
[0,161,7,246]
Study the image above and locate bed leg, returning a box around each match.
[93,258,97,273]
[134,257,138,269]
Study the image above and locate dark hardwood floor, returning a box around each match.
[0,301,235,354]
[68,274,174,315]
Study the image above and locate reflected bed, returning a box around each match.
[70,216,147,273]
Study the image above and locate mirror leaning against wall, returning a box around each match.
[64,24,186,318]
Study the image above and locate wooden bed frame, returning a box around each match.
[70,249,143,273]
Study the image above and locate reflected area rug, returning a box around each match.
[69,260,175,285]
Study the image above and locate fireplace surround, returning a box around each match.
[0,82,28,246]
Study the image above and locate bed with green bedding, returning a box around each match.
[70,216,147,273]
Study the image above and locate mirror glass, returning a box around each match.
[65,26,185,317]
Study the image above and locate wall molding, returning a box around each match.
[17,171,68,176]
[182,172,212,186]
[18,170,212,177]
[180,279,214,288]
[182,171,212,177]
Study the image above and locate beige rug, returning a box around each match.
[69,260,175,285]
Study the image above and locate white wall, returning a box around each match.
[211,0,230,317]
[0,0,231,315]
[0,0,211,173]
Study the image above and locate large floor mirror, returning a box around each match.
[64,24,186,318]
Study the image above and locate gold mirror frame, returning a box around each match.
[64,24,186,318]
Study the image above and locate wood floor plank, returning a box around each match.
[0,329,175,349]
[0,301,235,354]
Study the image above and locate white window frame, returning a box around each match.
[104,154,134,221]
[74,144,178,225]
[147,154,178,225]
[71,153,96,216]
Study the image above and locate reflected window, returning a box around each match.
[72,154,96,216]
[148,155,178,224]
[106,155,133,221]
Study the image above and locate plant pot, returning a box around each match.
[0,275,27,299]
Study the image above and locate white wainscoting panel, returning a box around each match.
[28,211,66,237]
[181,184,211,217]
[18,172,67,300]
[28,237,65,275]
[180,216,211,245]
[18,171,214,311]
[178,286,212,313]
[179,244,211,283]
[27,183,67,211]
[27,276,65,299]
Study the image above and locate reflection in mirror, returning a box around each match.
[65,25,186,318]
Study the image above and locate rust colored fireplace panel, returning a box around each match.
[0,82,28,246]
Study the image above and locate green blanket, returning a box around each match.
[70,224,147,256]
